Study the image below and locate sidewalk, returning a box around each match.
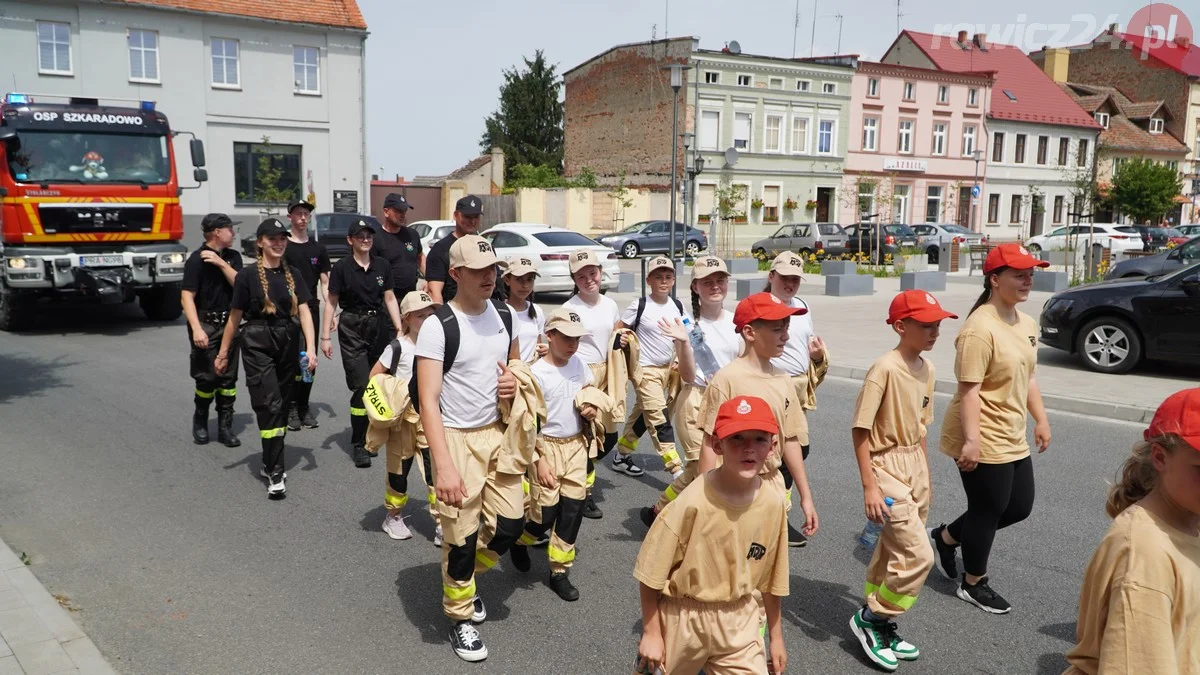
[0,539,114,674]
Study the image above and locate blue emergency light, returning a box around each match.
[140,100,156,111]
[4,93,30,104]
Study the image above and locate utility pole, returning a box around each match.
[834,12,844,54]
[810,0,818,57]
[792,0,801,58]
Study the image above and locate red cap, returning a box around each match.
[984,243,1051,274]
[1145,388,1200,448]
[713,396,779,439]
[887,290,959,325]
[733,292,806,333]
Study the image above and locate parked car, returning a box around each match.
[911,223,986,263]
[750,223,847,259]
[1107,235,1200,279]
[1126,225,1175,251]
[240,212,382,260]
[1039,261,1200,374]
[1164,228,1192,247]
[595,220,708,258]
[483,223,620,295]
[1023,224,1142,256]
[411,219,456,251]
[842,223,919,263]
[1176,224,1200,238]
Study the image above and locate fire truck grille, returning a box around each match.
[37,204,155,234]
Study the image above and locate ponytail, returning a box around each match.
[282,265,299,317]
[1106,434,1184,517]
[527,301,536,320]
[969,267,1008,316]
[256,251,277,316]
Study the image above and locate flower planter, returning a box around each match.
[893,254,927,274]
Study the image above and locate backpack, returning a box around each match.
[408,299,515,414]
[386,338,405,376]
[630,296,684,333]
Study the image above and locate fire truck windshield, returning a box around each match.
[6,130,170,185]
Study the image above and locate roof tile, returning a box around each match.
[111,0,366,30]
[1117,33,1200,77]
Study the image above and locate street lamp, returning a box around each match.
[681,132,695,236]
[664,63,690,269]
[686,153,706,253]
[969,148,984,234]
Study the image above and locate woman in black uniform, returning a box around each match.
[283,200,331,430]
[321,219,403,468]
[215,218,317,499]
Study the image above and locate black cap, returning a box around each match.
[347,219,376,237]
[201,213,233,232]
[455,194,483,216]
[382,193,412,211]
[287,200,314,214]
[256,218,289,238]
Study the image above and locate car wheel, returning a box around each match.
[1075,317,1142,375]
[685,240,701,257]
[621,241,640,259]
[1026,243,1041,254]
[0,280,31,332]
[926,247,939,264]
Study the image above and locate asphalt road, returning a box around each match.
[0,300,1144,674]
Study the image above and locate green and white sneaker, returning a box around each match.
[889,630,919,661]
[849,607,898,672]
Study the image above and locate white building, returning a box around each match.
[0,0,368,244]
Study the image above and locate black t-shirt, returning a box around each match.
[283,238,331,300]
[181,244,243,312]
[328,255,393,312]
[370,226,422,292]
[425,233,459,302]
[231,264,313,319]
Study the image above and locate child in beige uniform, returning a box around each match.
[1065,387,1200,675]
[849,290,956,672]
[635,395,790,675]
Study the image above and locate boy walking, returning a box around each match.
[848,290,955,671]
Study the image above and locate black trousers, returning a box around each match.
[339,310,385,447]
[189,317,240,405]
[292,299,319,413]
[946,457,1036,577]
[241,320,300,472]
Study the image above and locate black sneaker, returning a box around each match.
[531,534,550,548]
[787,522,808,547]
[287,407,302,431]
[582,495,603,519]
[509,545,531,573]
[259,468,287,500]
[449,621,488,662]
[957,576,1011,614]
[611,454,645,476]
[548,572,580,602]
[352,445,371,468]
[299,409,319,429]
[930,524,959,579]
[471,596,487,624]
[639,506,657,528]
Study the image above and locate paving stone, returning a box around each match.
[0,607,53,647]
[11,640,74,675]
[60,639,114,675]
[0,655,23,675]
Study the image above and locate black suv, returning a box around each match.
[240,212,381,259]
[842,223,919,262]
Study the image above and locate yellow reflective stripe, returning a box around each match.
[385,493,408,509]
[864,582,918,610]
[294,375,302,382]
[785,489,792,505]
[585,470,596,488]
[518,532,538,546]
[443,581,476,601]
[475,550,497,570]
[426,489,437,506]
[364,379,393,419]
[350,406,367,417]
[217,388,237,398]
[864,582,880,596]
[660,448,680,465]
[547,544,575,564]
[194,389,215,399]
[617,437,637,451]
[663,485,679,502]
[259,427,287,439]
[522,479,530,495]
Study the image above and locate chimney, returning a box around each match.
[1177,35,1192,49]
[957,30,969,46]
[1042,47,1070,83]
[1108,23,1118,35]
[371,173,379,181]
[973,33,988,51]
[490,146,506,192]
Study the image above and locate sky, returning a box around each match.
[358,0,1184,180]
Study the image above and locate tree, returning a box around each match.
[238,136,296,215]
[501,164,596,193]
[1110,157,1183,224]
[480,50,564,177]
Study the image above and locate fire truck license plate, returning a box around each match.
[79,255,124,267]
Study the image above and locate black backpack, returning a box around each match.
[408,299,515,414]
[630,296,684,333]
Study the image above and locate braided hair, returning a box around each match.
[690,281,701,319]
[255,246,299,316]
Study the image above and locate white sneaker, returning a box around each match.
[259,468,286,499]
[382,512,412,540]
[471,596,487,624]
[433,525,444,548]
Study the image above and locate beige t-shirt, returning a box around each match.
[939,304,1039,464]
[1065,504,1200,675]
[633,473,790,602]
[698,355,804,475]
[852,350,936,452]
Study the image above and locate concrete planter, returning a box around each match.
[899,271,947,292]
[894,254,927,274]
[821,260,858,276]
[725,258,761,274]
[1032,270,1068,293]
[734,277,759,300]
[825,274,873,296]
[1037,250,1073,267]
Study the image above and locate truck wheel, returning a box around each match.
[0,281,30,332]
[140,285,183,321]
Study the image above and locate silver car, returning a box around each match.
[751,223,847,259]
[911,223,986,263]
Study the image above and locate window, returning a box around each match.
[968,87,979,107]
[962,125,977,156]
[987,194,1000,223]
[532,231,596,248]
[822,82,837,94]
[704,71,720,84]
[127,29,159,82]
[796,79,811,92]
[937,85,949,103]
[764,114,783,152]
[736,74,752,87]
[861,117,878,151]
[1112,156,1126,173]
[992,132,1005,162]
[791,116,809,153]
[1003,89,1018,102]
[1058,138,1070,165]
[892,185,911,222]
[234,141,302,204]
[293,46,320,94]
[1010,195,1022,223]
[1014,134,1027,163]
[1166,160,1179,172]
[211,38,240,87]
[932,123,947,155]
[1149,118,1164,134]
[37,21,71,74]
[925,186,943,223]
[858,182,875,219]
[1078,139,1089,167]
[769,77,784,89]
[762,185,781,222]
[1095,112,1110,129]
[817,119,835,154]
[699,110,720,151]
[490,231,530,249]
[1053,196,1064,223]
[867,78,879,97]
[897,120,914,154]
[733,112,752,150]
[903,81,915,100]
[1037,136,1049,165]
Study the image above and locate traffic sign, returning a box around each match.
[971,184,981,198]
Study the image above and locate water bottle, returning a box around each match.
[681,317,720,381]
[300,351,313,384]
[858,497,895,550]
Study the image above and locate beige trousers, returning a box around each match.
[655,595,766,675]
[619,364,681,473]
[864,443,934,618]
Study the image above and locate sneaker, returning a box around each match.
[433,525,444,548]
[548,572,580,602]
[352,445,371,468]
[888,627,920,661]
[639,506,657,528]
[449,621,488,662]
[956,576,1012,614]
[381,512,412,541]
[582,495,603,520]
[930,524,959,579]
[299,409,319,429]
[260,469,287,500]
[849,607,898,672]
[611,454,644,476]
[531,534,549,548]
[787,522,808,548]
[287,407,302,431]
[471,596,487,624]
[509,545,531,573]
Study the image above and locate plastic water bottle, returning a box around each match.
[681,317,720,382]
[858,497,895,550]
[300,351,313,384]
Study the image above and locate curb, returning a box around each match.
[826,364,1156,424]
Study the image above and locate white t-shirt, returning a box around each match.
[621,296,686,367]
[509,301,545,363]
[531,355,594,438]
[377,335,418,383]
[692,310,740,386]
[415,302,512,429]
[562,294,621,365]
[770,296,815,376]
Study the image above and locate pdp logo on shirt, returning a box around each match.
[405,243,414,252]
[1029,336,1036,347]
[310,257,319,266]
[375,276,384,286]
[746,543,766,560]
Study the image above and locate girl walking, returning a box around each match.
[503,257,546,362]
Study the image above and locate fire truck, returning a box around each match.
[0,92,208,331]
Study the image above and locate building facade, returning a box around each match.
[841,61,993,229]
[0,0,368,243]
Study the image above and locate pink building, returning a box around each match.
[841,61,995,230]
